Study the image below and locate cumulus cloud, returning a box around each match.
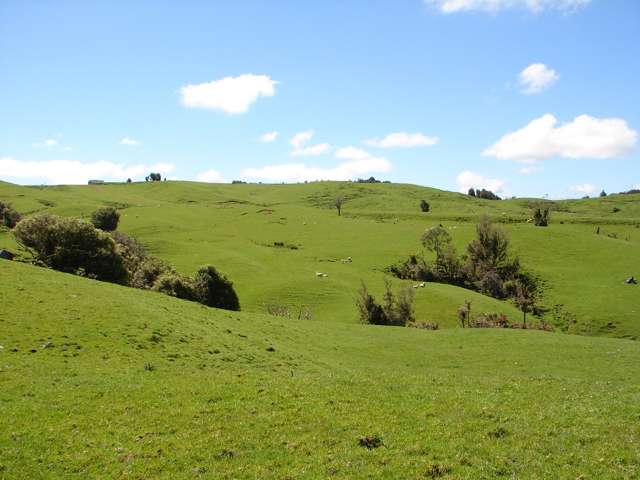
[196,169,227,183]
[119,137,140,146]
[290,130,315,149]
[425,0,591,14]
[289,129,331,157]
[291,143,331,157]
[456,170,505,193]
[569,183,596,194]
[483,114,637,163]
[519,63,559,94]
[179,74,278,114]
[241,147,391,182]
[335,146,371,160]
[0,157,174,185]
[364,132,439,148]
[259,131,279,143]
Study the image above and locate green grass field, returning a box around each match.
[1,181,639,478]
[1,181,639,336]
[2,260,639,479]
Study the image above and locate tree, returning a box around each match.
[126,178,132,183]
[14,214,127,284]
[90,206,120,231]
[193,265,240,311]
[599,190,607,197]
[421,226,451,258]
[420,200,430,212]
[468,188,476,197]
[515,280,536,326]
[334,195,345,216]
[146,173,162,182]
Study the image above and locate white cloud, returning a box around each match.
[364,132,439,148]
[519,63,559,94]
[456,170,505,193]
[569,183,596,194]
[335,146,371,160]
[241,147,392,182]
[289,129,331,157]
[260,131,279,143]
[483,114,637,163]
[290,129,315,149]
[119,137,140,146]
[290,143,331,157]
[517,166,544,174]
[425,0,591,14]
[179,74,278,114]
[0,157,174,185]
[33,138,59,148]
[196,169,227,183]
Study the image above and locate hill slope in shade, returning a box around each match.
[1,260,639,478]
[1,181,639,338]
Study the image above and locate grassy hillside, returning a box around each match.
[1,181,638,338]
[1,260,639,479]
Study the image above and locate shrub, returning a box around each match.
[407,320,439,330]
[357,280,414,326]
[193,265,240,311]
[433,244,464,284]
[152,273,197,301]
[111,231,147,275]
[476,270,505,298]
[468,188,476,197]
[356,283,388,325]
[130,256,174,289]
[0,201,21,228]
[532,207,550,227]
[91,206,120,231]
[387,255,433,281]
[14,214,127,283]
[420,200,430,212]
[466,216,510,280]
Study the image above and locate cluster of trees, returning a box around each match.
[356,177,382,183]
[389,217,538,318]
[13,208,239,311]
[356,280,415,326]
[0,201,21,229]
[468,188,501,200]
[145,173,163,182]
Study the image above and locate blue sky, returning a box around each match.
[1,0,638,198]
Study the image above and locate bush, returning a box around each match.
[193,265,240,311]
[111,231,147,275]
[0,201,21,228]
[468,188,476,197]
[152,273,197,301]
[356,283,388,325]
[14,214,127,283]
[532,207,550,227]
[91,206,120,231]
[130,256,174,289]
[387,255,433,281]
[356,280,414,326]
[420,200,430,212]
